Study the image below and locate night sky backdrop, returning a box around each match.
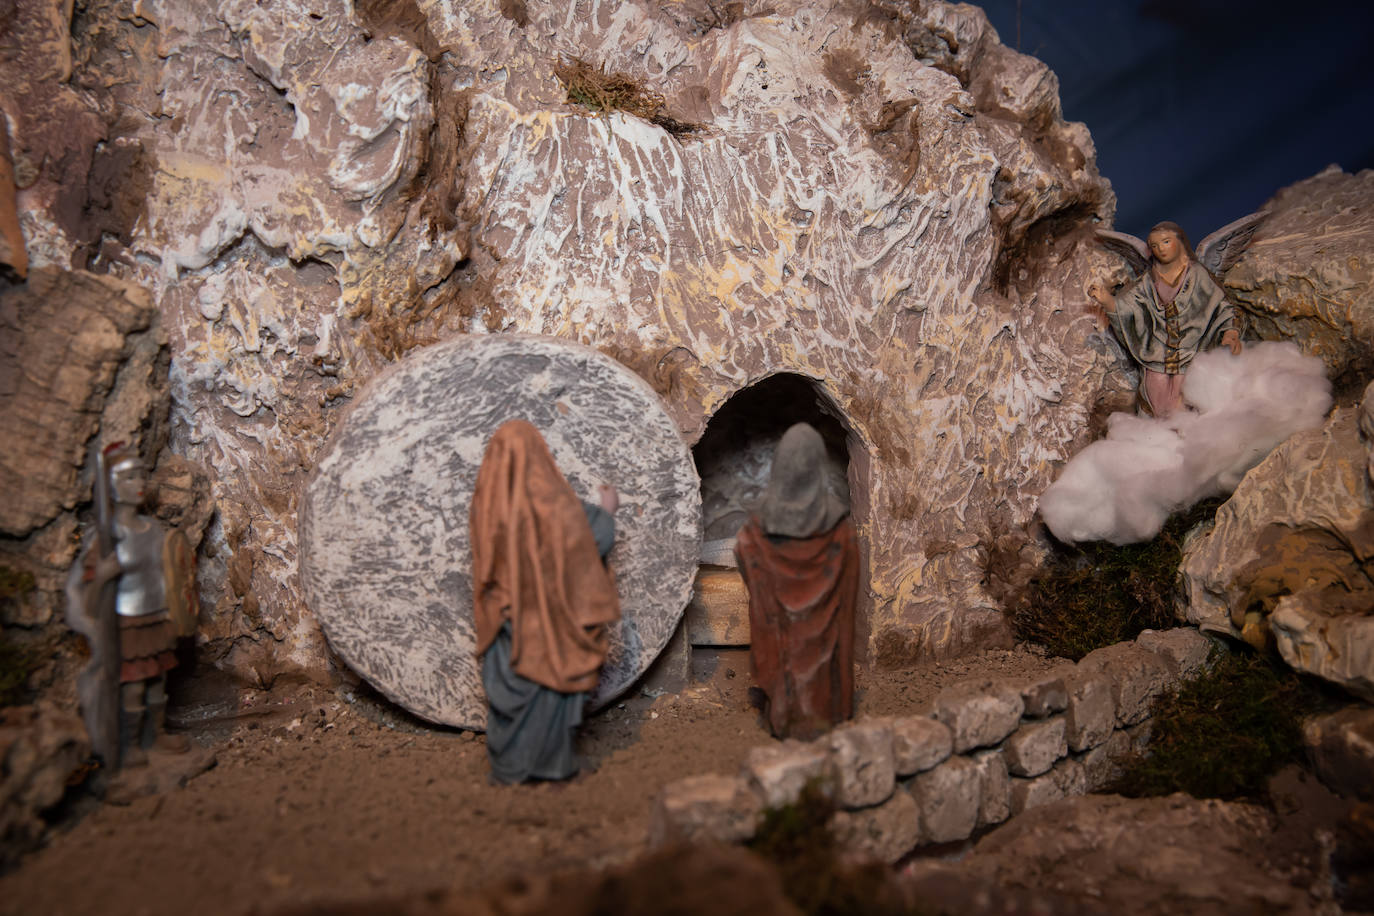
[976,0,1374,242]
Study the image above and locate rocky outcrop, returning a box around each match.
[1181,384,1374,699]
[1229,167,1374,391]
[1303,707,1374,801]
[0,700,90,867]
[2,0,1125,686]
[0,268,169,629]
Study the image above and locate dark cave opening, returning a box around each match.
[686,373,861,648]
[693,373,853,543]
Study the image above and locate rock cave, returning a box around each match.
[1,0,1372,914]
[689,371,861,648]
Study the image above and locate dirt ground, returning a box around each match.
[0,645,1062,916]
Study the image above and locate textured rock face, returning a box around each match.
[1303,707,1374,801]
[0,266,206,632]
[1228,167,1374,387]
[0,701,90,867]
[1181,386,1374,698]
[0,268,163,538]
[300,335,700,727]
[5,0,1122,684]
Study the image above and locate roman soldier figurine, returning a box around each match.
[66,443,198,769]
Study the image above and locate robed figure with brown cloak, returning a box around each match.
[735,423,859,740]
[470,420,620,783]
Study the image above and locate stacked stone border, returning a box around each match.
[649,628,1213,862]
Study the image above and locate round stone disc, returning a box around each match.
[300,334,702,729]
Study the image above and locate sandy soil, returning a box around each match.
[0,646,1061,916]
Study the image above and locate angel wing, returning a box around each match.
[1094,229,1150,278]
[1196,208,1270,276]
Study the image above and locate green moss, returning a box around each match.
[1010,498,1224,660]
[0,566,35,601]
[1113,649,1338,800]
[0,567,39,707]
[748,783,912,916]
[0,631,38,707]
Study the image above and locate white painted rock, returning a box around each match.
[743,740,830,809]
[829,789,922,865]
[1062,668,1115,752]
[826,719,897,808]
[909,755,981,844]
[970,747,1012,829]
[888,715,954,776]
[933,679,1024,753]
[1181,392,1374,698]
[300,334,701,728]
[1003,716,1067,778]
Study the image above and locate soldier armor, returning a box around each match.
[114,517,168,618]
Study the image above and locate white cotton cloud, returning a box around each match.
[1039,341,1332,545]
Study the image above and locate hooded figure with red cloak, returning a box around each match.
[735,422,859,740]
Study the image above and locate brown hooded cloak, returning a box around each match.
[735,423,858,739]
[471,420,620,694]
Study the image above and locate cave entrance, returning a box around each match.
[688,373,858,647]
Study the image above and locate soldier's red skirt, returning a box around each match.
[119,612,178,682]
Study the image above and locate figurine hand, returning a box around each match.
[90,550,122,585]
[597,484,619,515]
[1085,281,1115,313]
[1222,330,1242,355]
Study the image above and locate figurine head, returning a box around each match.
[1146,221,1196,265]
[104,444,149,508]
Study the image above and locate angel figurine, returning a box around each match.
[1086,210,1267,417]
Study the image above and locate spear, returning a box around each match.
[68,440,123,769]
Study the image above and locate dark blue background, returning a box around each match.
[976,0,1374,241]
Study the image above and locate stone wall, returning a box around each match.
[650,628,1213,859]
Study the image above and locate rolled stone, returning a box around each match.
[889,715,953,776]
[1080,729,1133,792]
[1135,628,1213,680]
[1063,669,1115,752]
[1009,758,1085,816]
[1020,674,1068,717]
[933,680,1025,753]
[743,740,830,809]
[300,334,702,729]
[649,774,763,847]
[909,755,980,844]
[826,720,896,808]
[970,747,1011,828]
[1303,707,1374,801]
[1077,643,1174,727]
[1003,716,1067,778]
[828,789,922,864]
